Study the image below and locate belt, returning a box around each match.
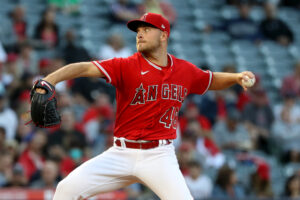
[114,138,172,149]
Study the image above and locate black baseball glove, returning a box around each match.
[30,79,61,128]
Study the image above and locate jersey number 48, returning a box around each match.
[159,106,179,129]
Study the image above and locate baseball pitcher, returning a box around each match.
[30,13,255,200]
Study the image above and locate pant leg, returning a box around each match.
[135,144,193,200]
[53,147,138,200]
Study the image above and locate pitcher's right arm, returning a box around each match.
[43,62,104,86]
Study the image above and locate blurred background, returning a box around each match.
[0,0,300,199]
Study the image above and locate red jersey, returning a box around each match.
[91,52,213,140]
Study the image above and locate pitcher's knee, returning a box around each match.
[54,178,80,199]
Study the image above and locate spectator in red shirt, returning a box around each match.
[250,163,273,198]
[281,62,300,97]
[179,103,211,135]
[34,8,59,48]
[10,6,27,42]
[18,130,47,181]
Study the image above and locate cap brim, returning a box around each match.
[127,20,157,32]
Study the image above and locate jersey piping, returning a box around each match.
[92,61,112,83]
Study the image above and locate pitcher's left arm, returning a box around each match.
[209,71,255,91]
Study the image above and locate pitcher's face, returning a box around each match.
[136,26,162,53]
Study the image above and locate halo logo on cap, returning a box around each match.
[127,13,171,37]
[142,13,148,21]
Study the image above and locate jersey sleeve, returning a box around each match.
[189,65,213,95]
[91,58,124,88]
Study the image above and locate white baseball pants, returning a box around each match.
[53,143,193,200]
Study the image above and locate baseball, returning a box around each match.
[242,75,255,87]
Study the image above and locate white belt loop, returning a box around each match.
[119,137,126,148]
[113,137,118,147]
[159,140,163,146]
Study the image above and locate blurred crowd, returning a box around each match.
[0,0,300,199]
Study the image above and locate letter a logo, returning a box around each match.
[131,83,146,105]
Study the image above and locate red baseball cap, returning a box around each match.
[127,13,170,37]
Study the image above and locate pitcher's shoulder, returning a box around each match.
[170,54,196,68]
[127,52,141,61]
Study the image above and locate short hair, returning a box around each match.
[215,164,235,189]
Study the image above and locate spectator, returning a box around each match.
[272,91,300,153]
[177,137,197,176]
[260,3,294,46]
[0,152,14,187]
[250,163,273,198]
[30,160,60,189]
[98,34,132,60]
[34,8,59,48]
[63,29,90,64]
[138,0,177,26]
[223,3,261,42]
[184,119,225,169]
[213,108,253,152]
[4,163,28,188]
[281,61,300,97]
[0,84,18,141]
[47,108,86,158]
[243,88,274,153]
[184,160,213,199]
[110,0,140,23]
[82,93,114,155]
[16,41,39,76]
[283,174,300,199]
[10,6,27,43]
[212,164,245,198]
[179,102,211,135]
[18,130,47,181]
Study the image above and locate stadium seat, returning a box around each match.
[199,32,230,44]
[221,5,239,20]
[0,1,16,15]
[250,6,265,22]
[79,4,109,17]
[194,8,221,21]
